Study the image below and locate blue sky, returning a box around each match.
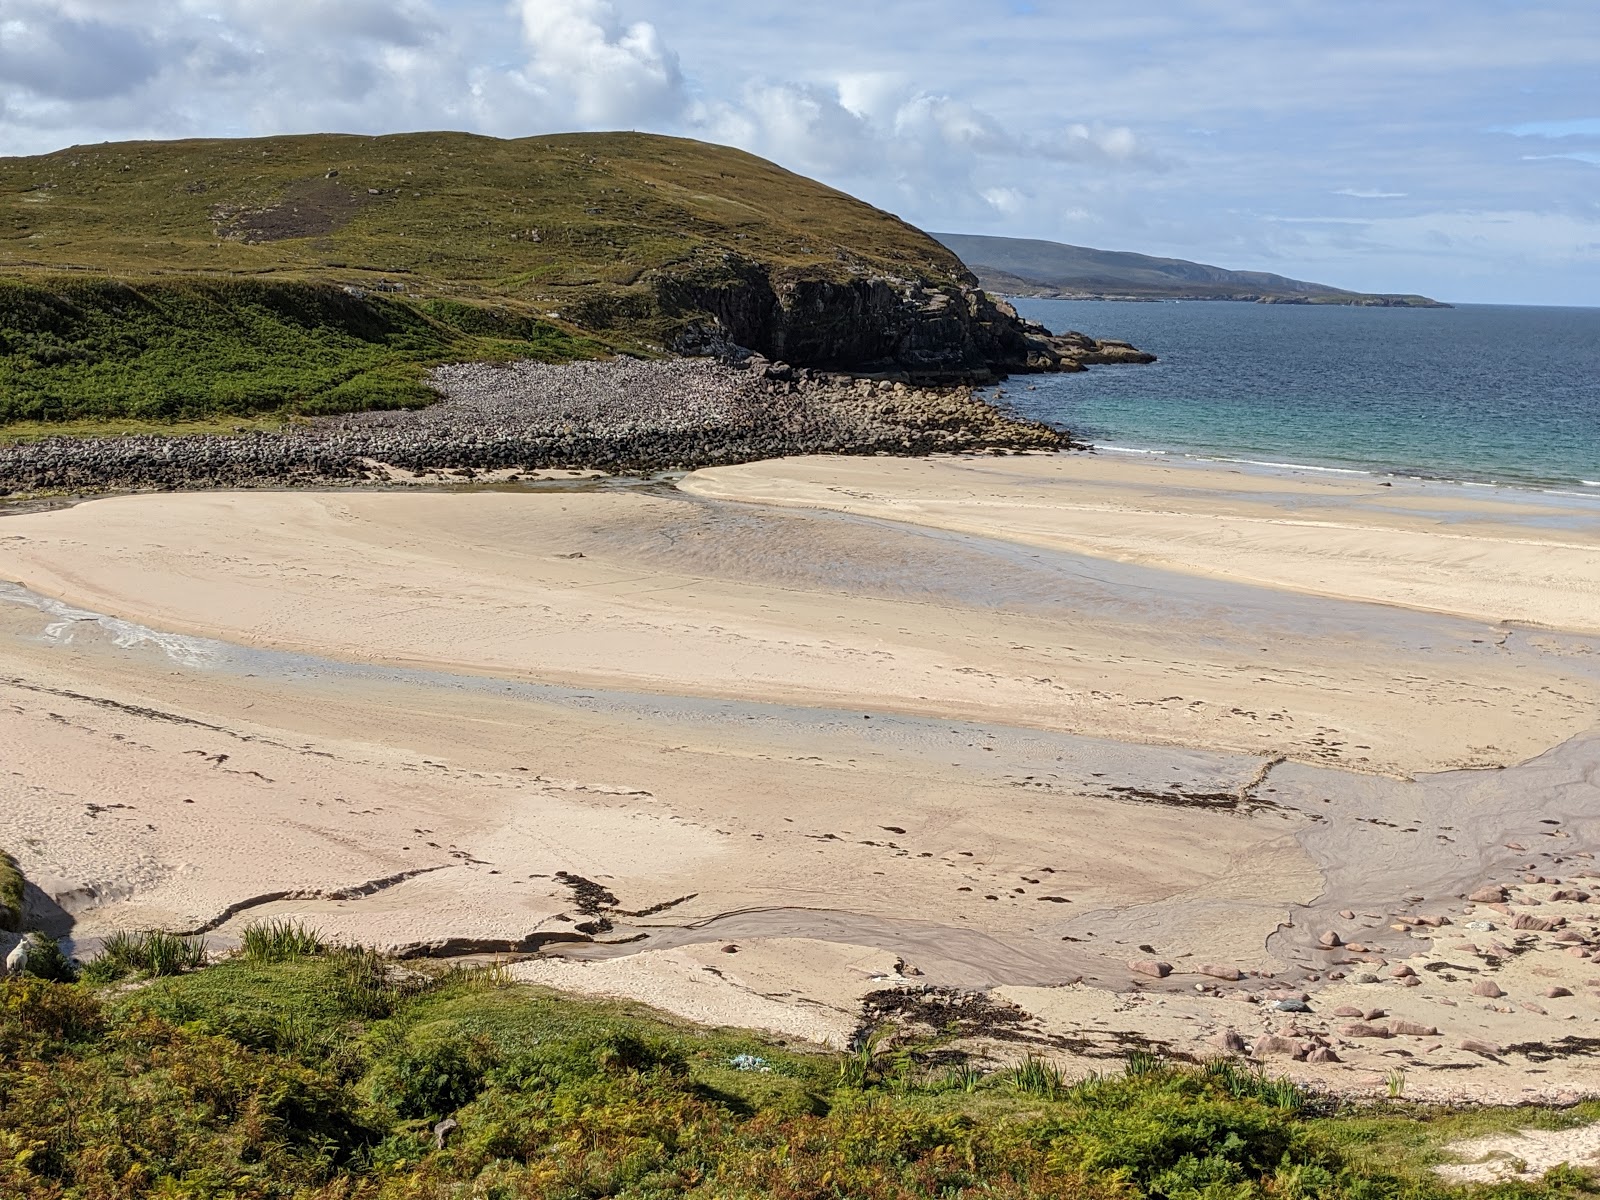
[1,1,1597,304]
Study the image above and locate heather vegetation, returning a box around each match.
[0,275,605,427]
[0,923,1594,1199]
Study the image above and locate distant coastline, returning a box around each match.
[981,274,1451,308]
[935,232,1451,308]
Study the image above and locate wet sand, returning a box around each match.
[2,451,1598,1101]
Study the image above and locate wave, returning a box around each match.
[1085,442,1600,500]
[0,582,218,667]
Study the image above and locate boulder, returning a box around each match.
[1129,959,1172,979]
[1338,1022,1392,1039]
[1511,913,1564,932]
[1459,1038,1501,1058]
[1252,1034,1304,1059]
[1317,930,1343,948]
[1305,1047,1342,1064]
[1545,986,1574,998]
[1389,1020,1438,1037]
[1468,886,1507,904]
[1213,1030,1247,1054]
[4,937,28,977]
[1198,963,1244,982]
[1471,980,1505,998]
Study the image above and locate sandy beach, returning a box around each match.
[4,449,1599,1101]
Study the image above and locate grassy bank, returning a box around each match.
[0,276,606,426]
[1,928,1595,1198]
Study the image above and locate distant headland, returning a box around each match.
[933,232,1450,307]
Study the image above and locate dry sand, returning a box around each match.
[3,450,1599,1102]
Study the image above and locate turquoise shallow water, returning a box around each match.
[1003,300,1600,491]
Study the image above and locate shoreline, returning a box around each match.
[1083,440,1600,501]
[3,448,1598,1103]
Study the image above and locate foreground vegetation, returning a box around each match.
[1,923,1596,1199]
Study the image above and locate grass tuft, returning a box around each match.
[81,929,208,982]
[1010,1053,1065,1098]
[240,918,327,962]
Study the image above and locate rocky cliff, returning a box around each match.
[658,261,1154,381]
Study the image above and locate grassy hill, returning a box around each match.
[0,132,980,429]
[933,232,1447,307]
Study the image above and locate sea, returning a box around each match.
[1000,299,1600,494]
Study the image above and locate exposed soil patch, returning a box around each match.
[212,178,380,244]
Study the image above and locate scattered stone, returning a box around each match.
[1305,1047,1341,1064]
[1459,1038,1501,1058]
[1511,913,1564,932]
[1317,930,1343,948]
[1338,910,1356,920]
[1252,1034,1304,1059]
[1471,980,1505,998]
[1545,986,1573,998]
[1198,963,1243,981]
[1213,1030,1247,1054]
[1351,972,1379,984]
[1468,886,1507,904]
[1389,964,1416,979]
[1400,976,1421,988]
[1129,959,1172,979]
[1339,1022,1392,1039]
[1333,1005,1364,1018]
[1389,1020,1438,1037]
[1274,999,1312,1013]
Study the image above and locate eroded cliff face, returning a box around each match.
[654,261,1153,380]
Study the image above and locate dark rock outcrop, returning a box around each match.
[658,260,1154,380]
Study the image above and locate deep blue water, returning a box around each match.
[1000,300,1600,491]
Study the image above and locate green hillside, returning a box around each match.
[0,132,973,428]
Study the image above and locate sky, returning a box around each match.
[1,1,1597,305]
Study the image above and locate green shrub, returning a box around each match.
[0,850,23,933]
[17,934,75,983]
[371,1034,497,1120]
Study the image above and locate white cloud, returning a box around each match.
[1335,188,1408,198]
[514,0,684,127]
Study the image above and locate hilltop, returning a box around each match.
[0,132,1137,435]
[933,232,1448,307]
